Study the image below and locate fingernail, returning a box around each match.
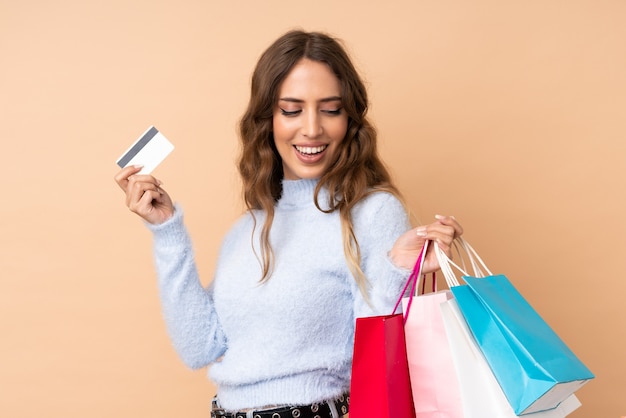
[416,226,427,237]
[435,214,444,220]
[133,164,144,169]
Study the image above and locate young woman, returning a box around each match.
[114,30,462,418]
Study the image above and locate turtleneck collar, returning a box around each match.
[277,178,331,210]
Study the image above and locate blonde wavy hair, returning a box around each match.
[238,30,403,298]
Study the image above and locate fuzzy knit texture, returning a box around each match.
[147,178,412,411]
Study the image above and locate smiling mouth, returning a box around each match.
[294,145,328,155]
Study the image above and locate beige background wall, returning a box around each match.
[1,1,624,417]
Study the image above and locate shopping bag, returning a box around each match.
[440,298,581,418]
[402,242,463,417]
[350,312,415,418]
[435,239,594,415]
[349,244,429,418]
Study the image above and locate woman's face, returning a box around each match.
[272,58,349,180]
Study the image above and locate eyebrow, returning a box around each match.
[278,96,343,103]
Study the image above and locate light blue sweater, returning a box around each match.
[147,178,412,411]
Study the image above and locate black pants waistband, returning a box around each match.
[210,392,349,418]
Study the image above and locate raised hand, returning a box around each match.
[114,165,174,225]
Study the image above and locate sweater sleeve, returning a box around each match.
[352,193,413,318]
[146,205,227,369]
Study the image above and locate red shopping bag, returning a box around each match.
[350,312,416,418]
[349,245,428,418]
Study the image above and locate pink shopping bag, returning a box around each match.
[402,241,463,418]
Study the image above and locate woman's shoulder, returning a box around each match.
[351,190,409,235]
[353,189,406,217]
[352,189,411,246]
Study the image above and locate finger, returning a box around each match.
[131,189,162,216]
[114,165,144,192]
[126,178,162,208]
[137,190,161,214]
[432,232,456,256]
[416,223,456,242]
[416,224,457,256]
[434,214,464,237]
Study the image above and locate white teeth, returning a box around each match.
[295,145,327,155]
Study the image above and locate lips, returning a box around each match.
[294,144,328,155]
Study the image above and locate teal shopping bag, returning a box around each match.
[451,275,594,415]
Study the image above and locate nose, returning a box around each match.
[302,112,323,138]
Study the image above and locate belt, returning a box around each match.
[210,393,349,418]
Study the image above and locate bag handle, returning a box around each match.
[456,237,492,277]
[420,271,436,295]
[434,242,461,288]
[434,237,493,288]
[392,240,429,321]
[414,240,471,292]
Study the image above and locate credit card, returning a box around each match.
[116,126,174,174]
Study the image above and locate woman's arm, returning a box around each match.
[148,211,227,369]
[353,193,463,317]
[114,166,226,368]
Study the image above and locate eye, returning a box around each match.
[322,108,343,116]
[280,108,301,117]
